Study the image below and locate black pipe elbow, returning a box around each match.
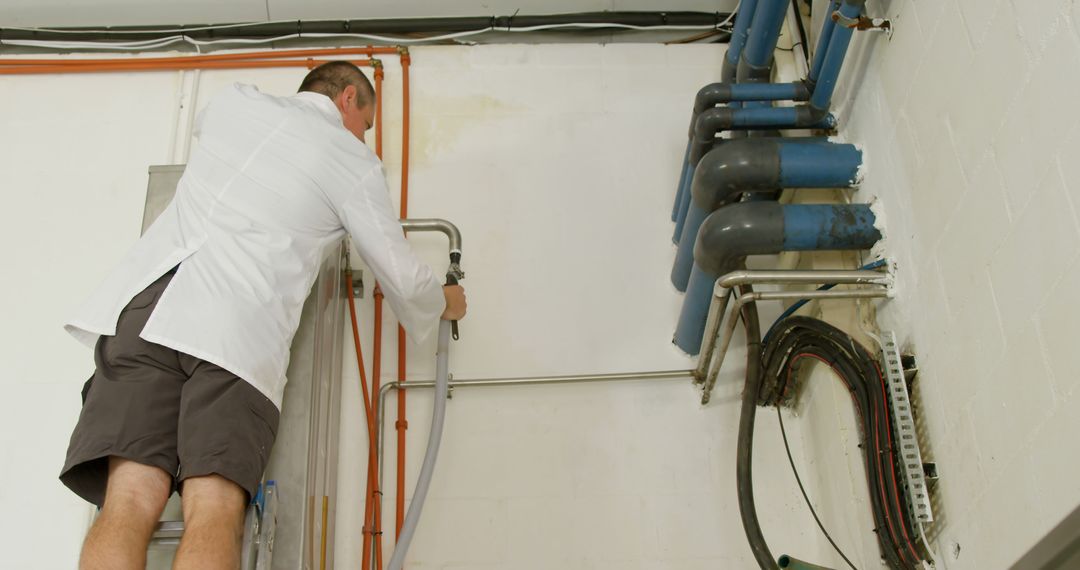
[691,139,781,212]
[693,82,734,115]
[690,106,735,164]
[721,57,738,84]
[688,82,734,137]
[693,201,784,278]
[736,59,773,84]
[796,103,832,127]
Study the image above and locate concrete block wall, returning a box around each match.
[808,0,1080,566]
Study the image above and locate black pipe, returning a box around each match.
[0,11,730,43]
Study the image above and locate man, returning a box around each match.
[59,61,466,569]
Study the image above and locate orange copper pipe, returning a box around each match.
[371,287,386,570]
[0,57,375,75]
[358,61,384,565]
[373,62,384,159]
[320,495,330,570]
[394,46,413,540]
[0,46,398,67]
[346,270,382,570]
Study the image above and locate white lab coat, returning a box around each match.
[65,84,445,408]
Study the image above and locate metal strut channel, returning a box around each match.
[881,331,934,526]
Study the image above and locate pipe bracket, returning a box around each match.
[832,11,891,36]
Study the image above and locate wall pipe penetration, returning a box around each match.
[674,202,881,355]
[671,138,862,291]
[671,0,867,236]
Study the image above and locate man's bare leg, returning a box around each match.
[80,456,171,570]
[173,474,246,570]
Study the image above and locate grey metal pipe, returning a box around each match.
[400,218,463,255]
[716,269,890,289]
[375,370,692,505]
[700,288,888,404]
[693,269,891,382]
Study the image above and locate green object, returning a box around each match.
[777,554,837,570]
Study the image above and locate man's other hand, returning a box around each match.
[442,285,466,320]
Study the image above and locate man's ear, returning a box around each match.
[342,84,358,107]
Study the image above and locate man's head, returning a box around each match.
[298,61,376,142]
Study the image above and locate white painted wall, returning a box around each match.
[0,44,826,569]
[791,0,1080,568]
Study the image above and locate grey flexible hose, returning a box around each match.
[386,319,452,570]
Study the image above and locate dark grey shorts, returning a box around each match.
[60,270,279,507]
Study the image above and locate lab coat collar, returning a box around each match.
[296,91,344,126]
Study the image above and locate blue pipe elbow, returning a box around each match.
[674,202,880,355]
[671,139,862,291]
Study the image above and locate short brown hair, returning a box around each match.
[298,61,374,108]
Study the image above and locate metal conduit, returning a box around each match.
[399,218,463,254]
[701,288,889,404]
[374,370,692,495]
[693,268,891,382]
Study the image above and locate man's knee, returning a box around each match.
[101,456,172,520]
[180,474,246,522]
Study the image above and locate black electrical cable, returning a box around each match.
[789,0,812,66]
[733,283,778,569]
[759,317,923,570]
[0,11,731,43]
[768,332,906,568]
[776,405,859,570]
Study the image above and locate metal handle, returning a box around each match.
[445,272,460,340]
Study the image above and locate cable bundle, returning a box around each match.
[759,316,923,570]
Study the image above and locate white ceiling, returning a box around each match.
[0,0,738,28]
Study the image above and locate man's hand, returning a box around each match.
[442,285,467,320]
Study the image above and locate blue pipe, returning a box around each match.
[782,203,879,250]
[671,139,862,290]
[724,82,808,102]
[807,1,841,85]
[809,0,864,112]
[733,106,799,127]
[673,202,880,354]
[778,139,862,187]
[673,161,697,243]
[690,106,837,164]
[723,0,761,83]
[672,140,692,222]
[743,0,791,71]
